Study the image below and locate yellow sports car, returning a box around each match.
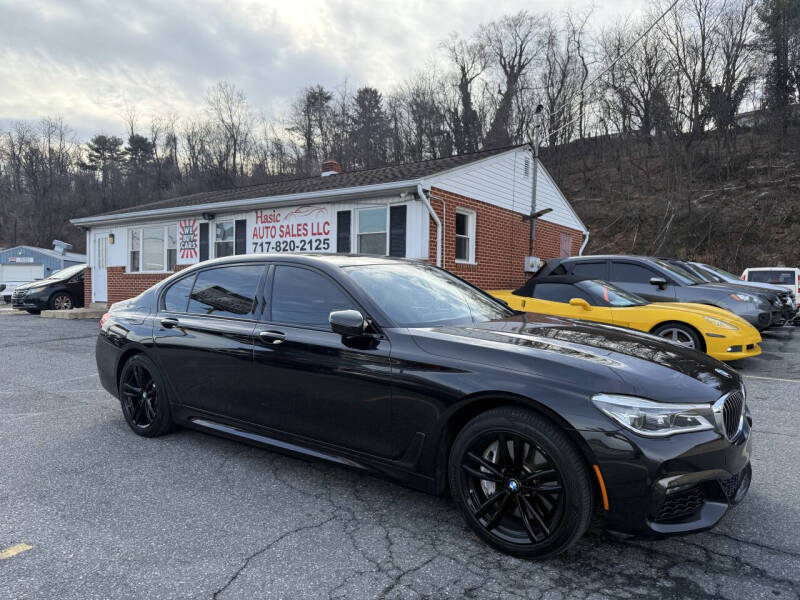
[490,276,761,361]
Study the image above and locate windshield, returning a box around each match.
[576,280,648,307]
[700,264,740,282]
[344,263,514,327]
[48,264,86,281]
[651,259,705,285]
[747,270,795,284]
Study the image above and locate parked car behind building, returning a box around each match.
[11,263,86,313]
[536,255,775,331]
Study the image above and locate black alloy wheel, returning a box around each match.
[50,293,73,310]
[118,354,174,437]
[449,407,593,558]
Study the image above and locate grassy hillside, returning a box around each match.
[542,121,800,273]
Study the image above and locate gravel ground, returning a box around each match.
[0,316,798,600]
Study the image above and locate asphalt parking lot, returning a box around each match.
[1,316,798,600]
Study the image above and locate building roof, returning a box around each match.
[0,245,86,262]
[72,145,525,224]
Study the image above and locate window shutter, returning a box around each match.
[389,205,406,257]
[337,211,351,253]
[235,219,247,255]
[199,222,209,262]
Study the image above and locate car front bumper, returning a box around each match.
[705,330,762,361]
[583,409,752,539]
[10,291,48,310]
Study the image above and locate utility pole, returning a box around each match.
[528,104,543,255]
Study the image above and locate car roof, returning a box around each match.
[514,275,595,296]
[191,253,419,269]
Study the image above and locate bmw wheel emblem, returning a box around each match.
[507,479,520,492]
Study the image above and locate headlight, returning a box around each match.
[27,286,47,294]
[703,316,737,330]
[730,292,759,303]
[592,394,715,437]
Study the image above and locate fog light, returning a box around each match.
[666,482,695,495]
[727,345,742,353]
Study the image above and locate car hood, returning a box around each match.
[649,302,754,328]
[14,279,56,291]
[413,314,741,402]
[696,281,770,298]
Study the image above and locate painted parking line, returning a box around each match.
[743,374,800,384]
[0,543,32,560]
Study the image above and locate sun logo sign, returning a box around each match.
[179,219,199,261]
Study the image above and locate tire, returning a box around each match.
[652,322,703,350]
[49,292,73,310]
[448,406,593,559]
[118,354,175,438]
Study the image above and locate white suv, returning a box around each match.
[741,267,800,305]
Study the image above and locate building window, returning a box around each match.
[213,219,247,258]
[215,221,235,258]
[127,225,178,273]
[128,229,141,272]
[167,227,177,271]
[455,208,476,263]
[358,207,387,255]
[337,210,352,253]
[142,227,166,271]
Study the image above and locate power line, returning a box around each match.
[543,0,684,136]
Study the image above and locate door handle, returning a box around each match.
[161,317,180,329]
[259,330,286,345]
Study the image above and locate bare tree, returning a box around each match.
[481,12,546,148]
[204,81,253,180]
[443,34,487,152]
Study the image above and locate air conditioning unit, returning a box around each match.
[524,256,543,273]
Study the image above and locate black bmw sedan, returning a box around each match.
[96,254,751,558]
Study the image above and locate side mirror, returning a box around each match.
[650,277,668,289]
[330,309,367,337]
[569,297,592,310]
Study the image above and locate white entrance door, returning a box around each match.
[93,235,108,303]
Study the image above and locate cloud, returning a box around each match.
[0,0,646,138]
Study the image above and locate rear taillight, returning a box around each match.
[99,312,110,329]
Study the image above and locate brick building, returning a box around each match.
[71,144,588,306]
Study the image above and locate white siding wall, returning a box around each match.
[425,148,587,233]
[88,194,430,270]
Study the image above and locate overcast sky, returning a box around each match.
[0,0,646,139]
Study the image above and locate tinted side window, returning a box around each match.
[610,262,657,283]
[187,265,263,318]
[533,283,591,303]
[571,261,606,278]
[163,274,196,312]
[271,266,356,329]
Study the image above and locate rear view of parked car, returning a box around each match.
[536,255,775,331]
[11,263,86,313]
[742,267,800,306]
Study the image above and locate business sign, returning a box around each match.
[177,219,199,264]
[250,205,333,253]
[8,256,34,263]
